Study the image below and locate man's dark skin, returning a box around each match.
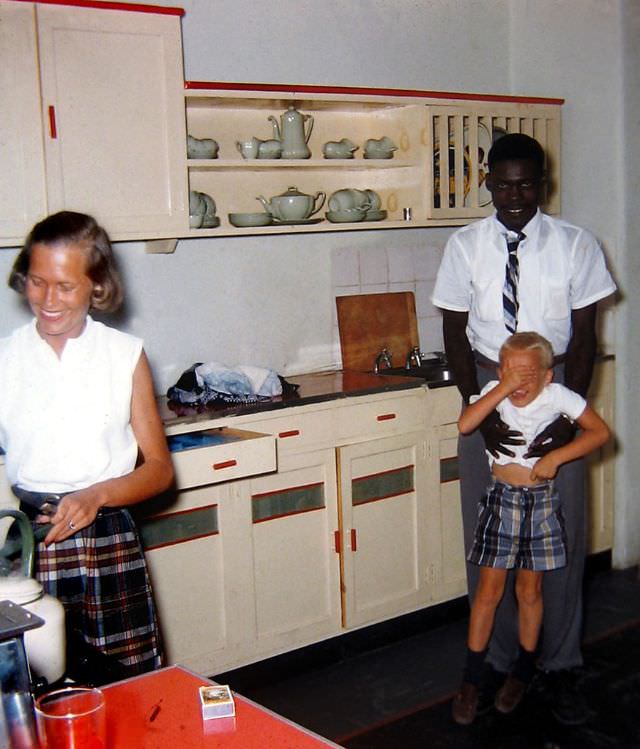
[443,157,598,458]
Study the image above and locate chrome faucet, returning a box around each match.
[405,346,422,370]
[373,347,393,374]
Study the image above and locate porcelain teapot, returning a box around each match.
[257,186,326,221]
[0,509,66,685]
[268,106,314,159]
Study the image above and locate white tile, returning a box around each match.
[413,245,444,281]
[361,283,388,294]
[331,246,360,286]
[360,246,388,285]
[389,281,416,295]
[418,315,444,353]
[415,280,439,317]
[387,246,415,282]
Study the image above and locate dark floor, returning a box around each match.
[216,556,640,748]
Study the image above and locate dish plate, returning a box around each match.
[271,218,323,226]
[363,210,387,222]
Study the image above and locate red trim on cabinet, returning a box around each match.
[143,530,218,552]
[184,80,564,106]
[353,464,415,483]
[278,429,301,439]
[212,459,237,471]
[12,0,184,16]
[350,528,357,552]
[48,105,57,139]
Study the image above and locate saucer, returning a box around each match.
[326,211,366,223]
[363,210,387,221]
[271,218,323,226]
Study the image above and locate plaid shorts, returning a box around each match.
[35,508,163,676]
[468,478,567,571]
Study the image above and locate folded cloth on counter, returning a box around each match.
[167,361,293,407]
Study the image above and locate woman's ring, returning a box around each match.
[68,521,76,530]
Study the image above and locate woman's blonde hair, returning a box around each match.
[9,211,123,312]
[499,331,554,370]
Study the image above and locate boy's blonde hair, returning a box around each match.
[499,331,554,370]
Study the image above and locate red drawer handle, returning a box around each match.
[278,429,300,439]
[377,413,396,422]
[334,530,341,553]
[351,528,357,551]
[48,105,57,139]
[212,459,237,471]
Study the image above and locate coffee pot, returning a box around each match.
[0,510,66,686]
[268,106,314,159]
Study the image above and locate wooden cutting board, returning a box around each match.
[336,292,419,372]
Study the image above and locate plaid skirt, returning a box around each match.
[34,508,163,676]
[468,478,567,571]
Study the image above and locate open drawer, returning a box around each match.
[168,427,276,489]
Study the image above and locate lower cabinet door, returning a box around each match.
[338,430,433,629]
[139,483,251,676]
[434,423,467,602]
[240,448,342,660]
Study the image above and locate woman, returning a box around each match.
[0,211,174,676]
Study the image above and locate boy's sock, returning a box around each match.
[462,647,488,686]
[512,644,538,684]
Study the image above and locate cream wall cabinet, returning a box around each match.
[0,1,46,244]
[0,1,188,247]
[181,85,562,241]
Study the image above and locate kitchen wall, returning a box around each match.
[1,0,637,563]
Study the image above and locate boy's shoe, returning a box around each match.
[545,669,589,725]
[452,682,479,725]
[476,664,507,715]
[494,675,528,714]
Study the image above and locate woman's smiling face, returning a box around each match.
[25,242,95,355]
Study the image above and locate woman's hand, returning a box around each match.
[43,487,105,546]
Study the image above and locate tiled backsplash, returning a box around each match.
[332,243,445,368]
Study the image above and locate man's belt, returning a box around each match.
[474,351,567,370]
[11,486,70,515]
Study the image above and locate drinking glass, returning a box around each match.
[35,687,106,749]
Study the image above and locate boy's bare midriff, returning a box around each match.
[491,462,544,487]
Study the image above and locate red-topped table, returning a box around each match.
[102,665,342,748]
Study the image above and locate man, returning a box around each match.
[432,133,616,724]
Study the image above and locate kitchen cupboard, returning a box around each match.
[0,0,187,247]
[338,430,435,629]
[179,83,562,243]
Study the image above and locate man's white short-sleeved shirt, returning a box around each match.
[471,381,587,469]
[432,210,616,362]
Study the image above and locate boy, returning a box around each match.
[451,332,610,725]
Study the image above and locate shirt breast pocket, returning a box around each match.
[543,282,571,320]
[472,278,504,322]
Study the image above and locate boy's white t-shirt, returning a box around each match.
[471,381,587,469]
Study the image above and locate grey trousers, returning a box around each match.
[459,360,586,672]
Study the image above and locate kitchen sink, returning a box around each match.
[374,359,455,387]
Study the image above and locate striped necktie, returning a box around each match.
[503,232,525,334]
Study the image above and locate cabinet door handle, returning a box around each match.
[351,528,357,551]
[278,429,300,439]
[48,105,57,139]
[334,530,341,553]
[212,459,237,471]
[377,413,396,422]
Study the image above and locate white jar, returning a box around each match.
[0,576,66,684]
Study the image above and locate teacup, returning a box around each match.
[363,189,382,212]
[187,135,219,159]
[235,137,260,159]
[328,189,371,212]
[258,139,282,159]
